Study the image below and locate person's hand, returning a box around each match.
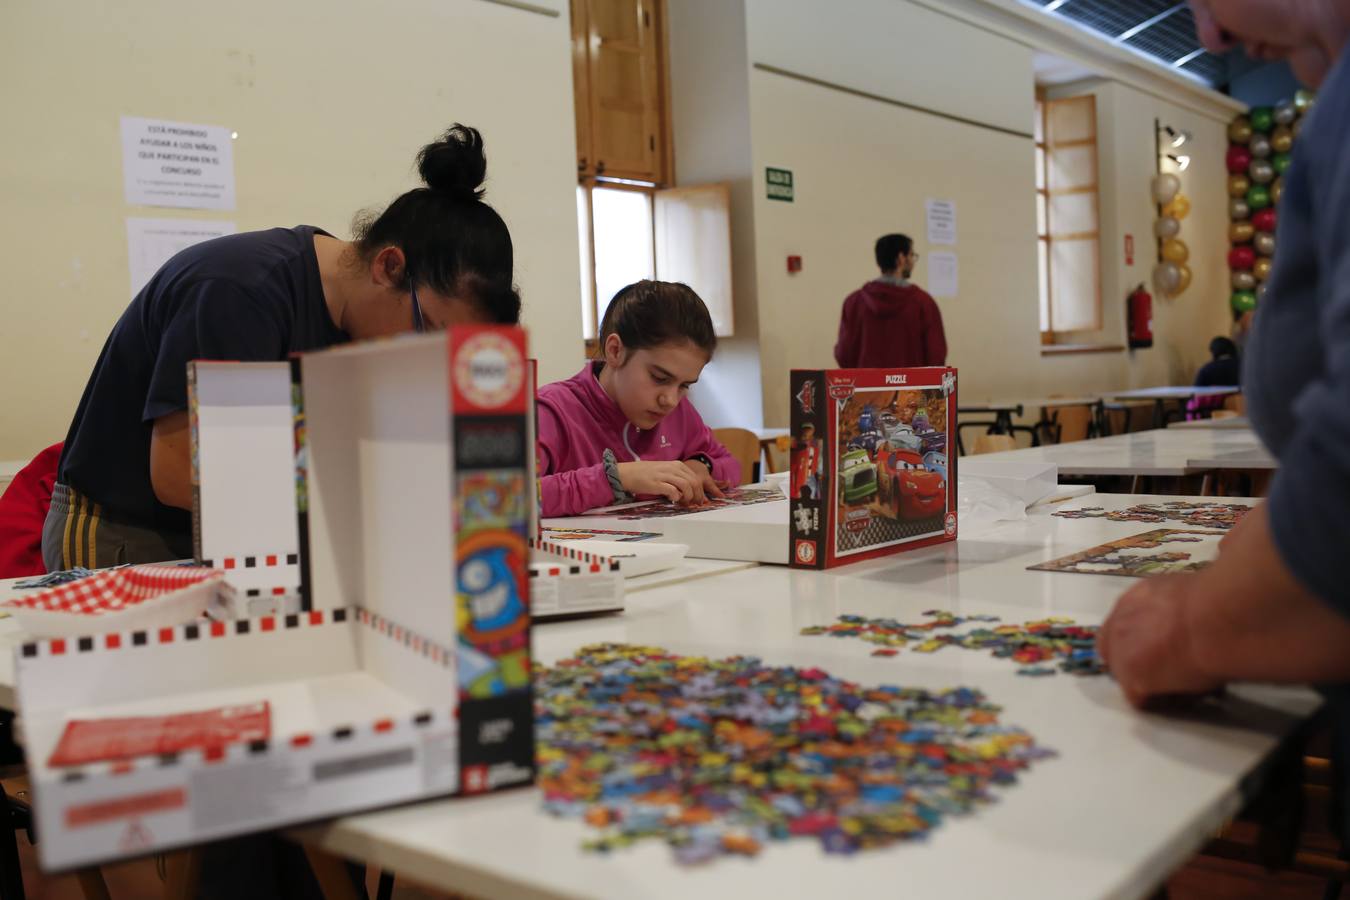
[617,461,706,505]
[682,460,727,501]
[1097,573,1224,708]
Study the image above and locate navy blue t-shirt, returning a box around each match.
[58,225,349,531]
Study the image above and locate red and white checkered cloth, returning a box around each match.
[4,565,222,616]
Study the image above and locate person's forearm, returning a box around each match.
[1186,505,1350,683]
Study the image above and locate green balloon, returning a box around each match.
[1273,152,1293,175]
[1246,184,1272,210]
[1250,106,1274,133]
[1231,290,1258,313]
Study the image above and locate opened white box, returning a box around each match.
[18,327,536,871]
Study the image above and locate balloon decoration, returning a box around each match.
[1250,107,1274,133]
[1246,184,1272,210]
[1176,265,1192,294]
[1252,208,1277,233]
[1271,126,1294,154]
[1230,198,1251,220]
[1162,193,1191,220]
[1248,133,1272,158]
[1254,232,1277,257]
[1228,174,1251,197]
[1153,262,1182,296]
[1154,217,1181,239]
[1272,153,1292,176]
[1226,145,1253,174]
[1254,257,1273,281]
[1295,89,1315,113]
[1274,99,1297,126]
[1229,221,1254,244]
[1256,283,1269,302]
[1228,117,1253,144]
[1232,271,1256,292]
[1161,238,1190,264]
[1232,291,1258,313]
[1151,173,1180,205]
[1248,158,1275,184]
[1229,246,1256,271]
[1272,178,1284,205]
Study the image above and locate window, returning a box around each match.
[1036,93,1102,341]
[571,0,734,343]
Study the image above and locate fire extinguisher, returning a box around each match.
[1127,284,1153,349]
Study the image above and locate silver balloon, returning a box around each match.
[1248,133,1272,159]
[1232,271,1257,291]
[1152,261,1181,296]
[1230,198,1251,220]
[1154,217,1181,240]
[1274,99,1297,126]
[1249,158,1275,184]
[1254,232,1277,256]
[1151,173,1181,205]
[1256,283,1269,303]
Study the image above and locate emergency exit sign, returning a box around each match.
[766,167,794,202]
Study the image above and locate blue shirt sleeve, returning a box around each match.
[142,279,286,422]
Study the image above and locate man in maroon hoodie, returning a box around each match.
[834,233,947,368]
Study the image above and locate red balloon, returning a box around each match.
[1229,246,1257,270]
[1252,208,1277,233]
[1226,145,1253,174]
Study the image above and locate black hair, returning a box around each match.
[1210,336,1238,359]
[352,124,520,324]
[875,234,913,271]
[596,281,717,361]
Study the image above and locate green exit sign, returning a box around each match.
[766,167,794,202]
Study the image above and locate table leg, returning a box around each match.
[1152,399,1166,430]
[162,848,202,900]
[302,844,363,900]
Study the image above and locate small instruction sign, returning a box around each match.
[121,116,236,210]
[926,198,957,245]
[766,168,794,202]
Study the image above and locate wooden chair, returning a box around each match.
[1224,393,1246,414]
[712,428,760,485]
[971,434,1016,455]
[1211,409,1239,420]
[1041,403,1094,444]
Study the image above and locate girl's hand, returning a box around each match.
[617,461,705,504]
[682,460,727,501]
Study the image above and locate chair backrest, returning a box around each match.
[711,428,760,485]
[1046,405,1093,444]
[971,433,1016,455]
[1223,393,1246,414]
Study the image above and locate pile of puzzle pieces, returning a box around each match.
[536,643,1054,864]
[800,611,1105,676]
[1053,501,1251,531]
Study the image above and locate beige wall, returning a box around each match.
[0,0,580,462]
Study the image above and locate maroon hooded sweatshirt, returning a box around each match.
[834,279,947,368]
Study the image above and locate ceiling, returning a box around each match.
[1021,0,1230,88]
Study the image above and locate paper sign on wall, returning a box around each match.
[925,198,957,245]
[126,218,236,296]
[120,116,236,210]
[928,251,958,298]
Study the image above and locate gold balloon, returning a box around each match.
[1161,238,1190,264]
[1272,177,1283,205]
[1229,221,1255,243]
[1228,116,1253,143]
[1162,193,1192,219]
[1228,174,1251,198]
[1254,257,1273,281]
[1271,125,1293,154]
[1176,264,1192,294]
[1295,88,1315,113]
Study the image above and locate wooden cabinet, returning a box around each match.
[571,0,668,183]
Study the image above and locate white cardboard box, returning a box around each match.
[19,328,536,871]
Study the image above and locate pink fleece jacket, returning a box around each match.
[537,363,741,517]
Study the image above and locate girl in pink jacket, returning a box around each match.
[538,281,741,517]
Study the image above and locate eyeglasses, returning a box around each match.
[410,281,426,333]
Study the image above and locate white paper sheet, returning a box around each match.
[121,116,237,210]
[928,251,959,298]
[126,217,236,295]
[925,198,957,245]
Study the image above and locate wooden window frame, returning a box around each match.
[1038,91,1103,343]
[579,178,659,348]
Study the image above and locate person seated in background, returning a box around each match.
[835,233,946,369]
[1099,0,1350,843]
[1195,336,1241,387]
[44,125,520,571]
[1187,336,1241,418]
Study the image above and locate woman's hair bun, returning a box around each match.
[417,124,487,200]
